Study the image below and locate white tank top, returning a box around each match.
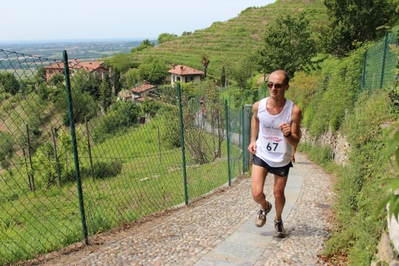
[255,97,293,167]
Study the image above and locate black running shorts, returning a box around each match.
[253,155,293,177]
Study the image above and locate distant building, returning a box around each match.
[130,81,157,103]
[44,59,109,81]
[167,64,204,86]
[117,89,133,102]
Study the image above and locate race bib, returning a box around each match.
[262,136,285,154]
[260,125,286,154]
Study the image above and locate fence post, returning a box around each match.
[225,100,232,186]
[362,50,367,91]
[241,106,244,173]
[85,118,95,179]
[50,126,61,187]
[25,125,35,191]
[176,83,188,205]
[242,104,252,173]
[380,31,389,89]
[63,50,88,245]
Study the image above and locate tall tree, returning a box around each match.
[201,54,210,79]
[170,80,225,164]
[324,0,397,57]
[257,13,317,77]
[99,73,112,113]
[113,69,122,96]
[220,66,226,88]
[202,80,225,159]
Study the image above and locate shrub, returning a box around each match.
[64,159,122,182]
[91,160,122,179]
[93,101,141,144]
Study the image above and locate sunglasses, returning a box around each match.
[267,82,285,89]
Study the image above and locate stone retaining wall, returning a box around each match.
[301,128,399,264]
[301,128,349,166]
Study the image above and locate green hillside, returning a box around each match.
[133,0,328,78]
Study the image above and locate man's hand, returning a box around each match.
[248,142,256,155]
[279,123,291,137]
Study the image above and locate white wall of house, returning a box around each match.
[170,74,201,86]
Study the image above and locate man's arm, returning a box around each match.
[287,104,302,146]
[247,101,260,155]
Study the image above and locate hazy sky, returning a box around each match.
[2,0,275,42]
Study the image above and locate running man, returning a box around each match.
[247,70,302,238]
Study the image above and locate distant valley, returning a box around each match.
[0,39,157,61]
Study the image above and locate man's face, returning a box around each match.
[267,72,288,98]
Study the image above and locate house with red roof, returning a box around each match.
[44,59,109,81]
[167,64,204,86]
[130,81,157,102]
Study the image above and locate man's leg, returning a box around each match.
[251,164,269,209]
[273,174,288,221]
[273,174,288,237]
[251,164,272,227]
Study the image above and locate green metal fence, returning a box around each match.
[0,49,247,265]
[362,30,398,92]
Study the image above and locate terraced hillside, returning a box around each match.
[134,0,328,79]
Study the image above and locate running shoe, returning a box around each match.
[274,219,286,238]
[255,201,272,227]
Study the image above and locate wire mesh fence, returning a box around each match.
[362,30,398,93]
[0,49,246,265]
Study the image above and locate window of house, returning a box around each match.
[185,76,194,83]
[177,76,181,81]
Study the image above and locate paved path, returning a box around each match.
[37,152,335,266]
